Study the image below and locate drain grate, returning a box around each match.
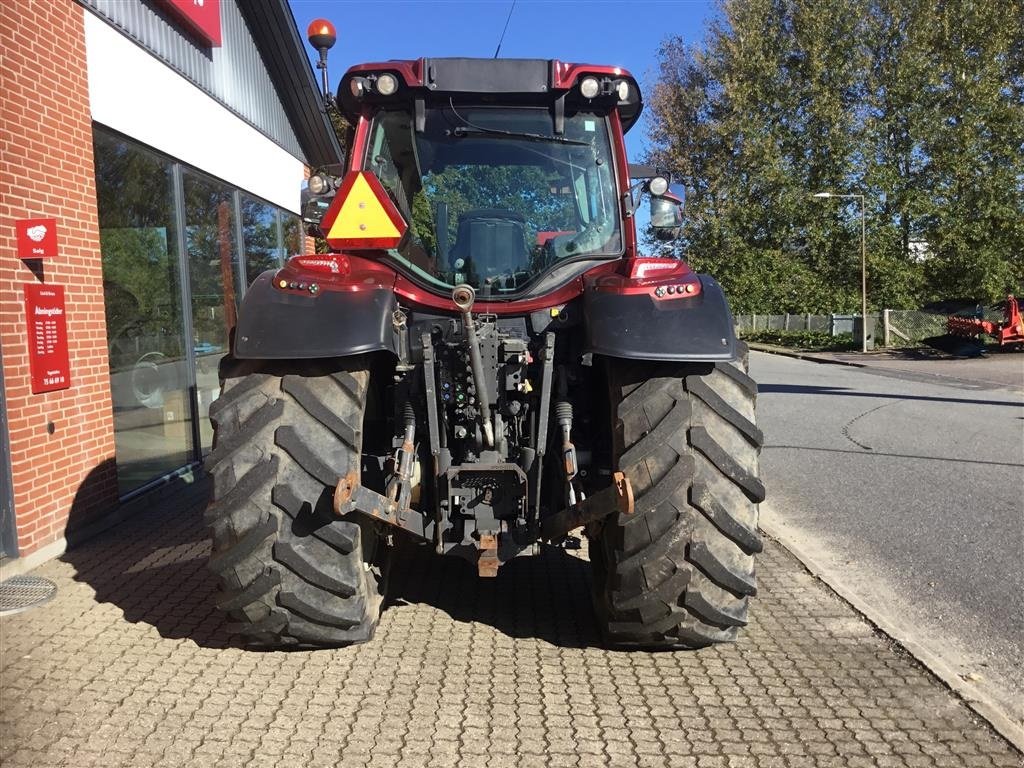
[0,575,58,615]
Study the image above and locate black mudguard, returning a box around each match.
[584,274,737,362]
[234,272,399,359]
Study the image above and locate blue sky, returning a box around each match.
[288,0,716,162]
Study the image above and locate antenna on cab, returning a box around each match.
[306,19,337,110]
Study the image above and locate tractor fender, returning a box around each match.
[583,274,737,362]
[233,272,399,359]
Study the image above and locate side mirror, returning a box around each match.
[650,191,683,241]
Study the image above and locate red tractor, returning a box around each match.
[204,28,764,649]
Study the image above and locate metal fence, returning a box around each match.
[735,310,950,346]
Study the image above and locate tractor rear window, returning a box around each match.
[363,106,621,296]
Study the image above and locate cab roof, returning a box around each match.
[337,57,643,133]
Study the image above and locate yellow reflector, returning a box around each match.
[322,171,406,249]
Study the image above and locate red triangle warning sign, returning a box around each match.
[320,171,407,250]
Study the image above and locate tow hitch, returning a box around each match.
[334,471,633,575]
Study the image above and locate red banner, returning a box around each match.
[164,0,222,47]
[25,284,71,394]
[16,218,57,259]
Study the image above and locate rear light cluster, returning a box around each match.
[290,255,350,275]
[589,258,703,300]
[276,279,320,295]
[654,283,698,298]
[275,253,396,295]
[274,255,352,295]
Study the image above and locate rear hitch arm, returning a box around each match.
[334,472,428,539]
[539,471,634,542]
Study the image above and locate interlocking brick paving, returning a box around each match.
[1,481,1019,767]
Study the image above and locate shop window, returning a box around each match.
[95,128,305,493]
[94,131,194,496]
[183,171,239,455]
[241,195,280,285]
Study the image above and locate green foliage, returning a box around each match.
[741,329,858,350]
[648,0,1024,313]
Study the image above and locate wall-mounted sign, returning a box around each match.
[24,284,71,394]
[164,0,222,47]
[16,218,57,259]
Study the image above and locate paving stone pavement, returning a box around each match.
[1,481,1020,768]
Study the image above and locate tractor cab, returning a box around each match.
[305,57,648,300]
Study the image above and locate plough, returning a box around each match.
[946,295,1024,349]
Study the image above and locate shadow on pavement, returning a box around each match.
[63,462,606,650]
[63,461,235,649]
[760,382,1022,407]
[385,536,605,649]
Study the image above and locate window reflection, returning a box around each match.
[241,195,279,284]
[95,129,303,493]
[283,213,302,257]
[183,171,238,455]
[94,130,193,495]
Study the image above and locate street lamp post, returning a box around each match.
[812,192,868,353]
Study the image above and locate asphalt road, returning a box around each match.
[750,351,1024,726]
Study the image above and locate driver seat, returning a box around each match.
[449,209,530,278]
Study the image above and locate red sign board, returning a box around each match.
[16,218,57,259]
[164,0,222,47]
[24,284,71,394]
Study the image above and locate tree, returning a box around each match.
[647,0,1023,312]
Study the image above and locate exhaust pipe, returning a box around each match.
[452,284,494,448]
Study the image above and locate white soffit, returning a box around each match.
[84,12,304,214]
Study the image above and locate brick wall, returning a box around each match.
[0,0,118,555]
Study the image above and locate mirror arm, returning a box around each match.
[625,179,646,217]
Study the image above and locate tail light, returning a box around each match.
[588,258,703,300]
[288,254,350,275]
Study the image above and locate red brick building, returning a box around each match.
[0,0,340,571]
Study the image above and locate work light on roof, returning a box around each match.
[375,73,398,96]
[580,76,600,99]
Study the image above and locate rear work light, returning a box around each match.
[580,76,600,99]
[375,73,398,95]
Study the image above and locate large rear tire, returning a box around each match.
[204,356,388,648]
[591,343,765,648]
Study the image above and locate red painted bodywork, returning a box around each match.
[277,253,702,313]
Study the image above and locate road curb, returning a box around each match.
[760,506,1024,755]
[746,342,867,367]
